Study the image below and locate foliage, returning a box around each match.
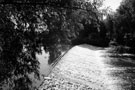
[102,0,135,54]
[0,0,105,89]
[105,0,135,47]
[0,5,41,90]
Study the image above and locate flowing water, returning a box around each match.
[39,44,135,90]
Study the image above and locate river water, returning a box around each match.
[39,44,135,90]
[31,47,51,88]
[34,47,65,88]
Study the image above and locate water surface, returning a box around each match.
[39,44,135,90]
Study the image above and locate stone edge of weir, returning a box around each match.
[37,46,73,89]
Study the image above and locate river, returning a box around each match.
[39,44,135,90]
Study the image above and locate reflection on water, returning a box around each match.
[33,46,66,88]
[36,48,50,76]
[32,47,52,88]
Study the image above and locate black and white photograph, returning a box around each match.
[0,0,135,90]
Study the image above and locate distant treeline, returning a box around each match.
[104,0,135,53]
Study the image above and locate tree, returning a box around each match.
[112,0,135,46]
[0,0,105,89]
